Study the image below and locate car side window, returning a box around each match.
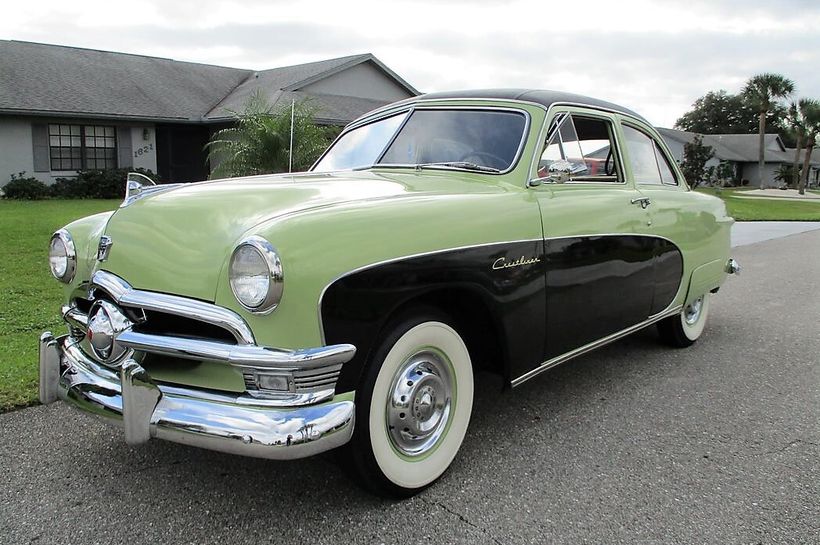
[538,113,620,182]
[622,125,679,186]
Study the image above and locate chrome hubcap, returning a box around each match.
[386,350,453,457]
[684,297,703,325]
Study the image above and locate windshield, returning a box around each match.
[312,108,527,173]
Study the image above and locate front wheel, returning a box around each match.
[348,313,474,497]
[657,293,711,347]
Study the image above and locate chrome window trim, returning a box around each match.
[49,229,77,283]
[621,120,687,189]
[375,106,532,176]
[310,108,412,171]
[229,235,284,315]
[529,107,629,187]
[313,104,532,176]
[511,304,684,387]
[91,270,256,345]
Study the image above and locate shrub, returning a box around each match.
[2,172,50,200]
[51,168,160,199]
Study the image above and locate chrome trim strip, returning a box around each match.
[317,232,684,343]
[46,335,355,460]
[511,305,683,387]
[91,270,256,345]
[116,330,356,370]
[316,237,545,343]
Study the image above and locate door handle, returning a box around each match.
[630,197,651,209]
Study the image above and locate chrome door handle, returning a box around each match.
[631,197,651,209]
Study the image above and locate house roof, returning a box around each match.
[656,127,803,164]
[0,41,417,124]
[204,53,418,122]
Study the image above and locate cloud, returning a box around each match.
[3,0,819,126]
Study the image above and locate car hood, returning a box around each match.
[98,171,418,301]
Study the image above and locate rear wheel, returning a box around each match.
[658,293,711,347]
[348,311,474,497]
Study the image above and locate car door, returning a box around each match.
[530,108,657,361]
[617,121,688,315]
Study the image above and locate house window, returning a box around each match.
[48,124,117,171]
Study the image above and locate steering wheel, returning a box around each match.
[460,151,508,170]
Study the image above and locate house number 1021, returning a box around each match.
[134,144,154,158]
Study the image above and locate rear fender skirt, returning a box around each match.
[320,240,547,392]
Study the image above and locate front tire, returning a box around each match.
[658,293,711,347]
[348,312,474,497]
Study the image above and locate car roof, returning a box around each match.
[413,88,647,122]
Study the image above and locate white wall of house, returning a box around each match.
[0,118,157,187]
[741,162,781,187]
[302,62,412,102]
[0,117,40,185]
[129,126,157,172]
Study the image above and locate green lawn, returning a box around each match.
[0,199,119,410]
[696,188,820,221]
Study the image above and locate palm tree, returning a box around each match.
[742,73,795,188]
[798,105,820,194]
[787,99,820,193]
[205,91,332,179]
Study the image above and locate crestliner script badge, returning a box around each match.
[492,255,541,270]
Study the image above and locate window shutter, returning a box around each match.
[117,127,133,168]
[31,124,50,172]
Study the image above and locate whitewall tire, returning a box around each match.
[658,293,711,347]
[348,312,474,497]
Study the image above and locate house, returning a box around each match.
[0,40,419,185]
[657,127,820,187]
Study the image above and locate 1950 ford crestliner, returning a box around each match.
[40,89,739,497]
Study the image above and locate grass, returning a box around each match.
[696,188,820,221]
[0,199,119,411]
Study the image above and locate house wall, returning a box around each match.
[740,162,781,187]
[302,62,412,102]
[0,117,157,187]
[0,117,40,185]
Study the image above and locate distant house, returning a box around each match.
[657,127,820,187]
[0,40,419,184]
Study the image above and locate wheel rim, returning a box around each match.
[684,296,703,325]
[385,349,453,457]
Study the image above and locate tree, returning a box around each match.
[742,74,796,188]
[786,99,820,190]
[798,111,820,194]
[679,135,715,188]
[205,92,334,179]
[676,91,760,134]
[712,160,737,187]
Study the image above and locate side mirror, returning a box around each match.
[528,160,573,187]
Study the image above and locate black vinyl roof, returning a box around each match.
[416,89,646,121]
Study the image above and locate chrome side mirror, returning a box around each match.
[528,160,574,187]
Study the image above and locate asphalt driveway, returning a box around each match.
[1,230,818,545]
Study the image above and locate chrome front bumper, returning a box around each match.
[39,332,355,460]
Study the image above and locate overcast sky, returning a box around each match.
[5,0,819,127]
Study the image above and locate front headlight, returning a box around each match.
[49,229,76,283]
[229,236,283,313]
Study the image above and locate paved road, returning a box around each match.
[2,231,819,545]
[732,221,820,248]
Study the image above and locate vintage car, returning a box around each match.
[40,89,739,497]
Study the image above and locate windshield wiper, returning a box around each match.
[414,161,501,173]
